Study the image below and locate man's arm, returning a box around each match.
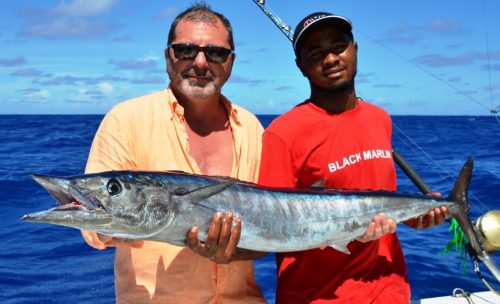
[82,107,142,250]
[82,231,144,250]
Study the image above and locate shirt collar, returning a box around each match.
[166,86,241,126]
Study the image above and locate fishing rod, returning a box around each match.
[251,0,500,289]
[395,151,500,292]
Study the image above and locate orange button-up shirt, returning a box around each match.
[81,88,265,303]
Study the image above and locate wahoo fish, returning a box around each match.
[22,159,484,256]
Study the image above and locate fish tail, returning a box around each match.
[445,158,485,264]
[448,158,473,216]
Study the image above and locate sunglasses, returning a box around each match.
[169,43,233,63]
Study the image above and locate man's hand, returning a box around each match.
[356,213,397,243]
[186,211,241,264]
[404,206,451,229]
[404,192,451,229]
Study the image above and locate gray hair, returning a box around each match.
[167,1,234,50]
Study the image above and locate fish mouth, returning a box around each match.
[30,174,98,211]
[22,174,112,226]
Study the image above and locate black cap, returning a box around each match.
[292,12,353,52]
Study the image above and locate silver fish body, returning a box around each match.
[22,160,475,254]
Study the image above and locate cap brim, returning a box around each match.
[293,16,352,50]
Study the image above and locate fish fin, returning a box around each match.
[448,158,473,214]
[310,179,326,188]
[329,243,351,255]
[207,175,240,183]
[444,158,486,268]
[172,181,235,206]
[167,170,190,174]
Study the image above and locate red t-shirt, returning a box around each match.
[259,100,410,303]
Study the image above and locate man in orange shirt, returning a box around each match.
[81,3,265,303]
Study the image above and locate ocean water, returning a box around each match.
[0,114,498,303]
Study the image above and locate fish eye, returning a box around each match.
[106,178,122,196]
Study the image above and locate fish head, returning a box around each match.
[22,172,174,239]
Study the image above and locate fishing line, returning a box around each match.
[481,0,500,125]
[354,2,498,211]
[356,1,499,123]
[494,106,500,124]
[357,30,494,114]
[314,2,498,122]
[391,126,451,185]
[474,260,500,296]
[482,0,494,112]
[392,124,491,214]
[357,1,497,213]
[252,0,494,114]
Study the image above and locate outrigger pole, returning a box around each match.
[251,1,294,41]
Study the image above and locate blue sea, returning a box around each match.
[0,115,498,303]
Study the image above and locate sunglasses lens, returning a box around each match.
[172,44,198,60]
[204,46,231,63]
[170,44,232,63]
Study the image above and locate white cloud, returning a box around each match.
[23,16,119,39]
[98,82,114,94]
[72,87,106,103]
[23,89,51,102]
[19,0,119,39]
[76,88,91,101]
[54,0,117,17]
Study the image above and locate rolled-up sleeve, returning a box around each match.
[81,105,135,250]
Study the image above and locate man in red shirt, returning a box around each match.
[258,12,450,303]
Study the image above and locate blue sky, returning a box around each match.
[1,0,499,115]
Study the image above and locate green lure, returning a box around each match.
[443,218,470,273]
